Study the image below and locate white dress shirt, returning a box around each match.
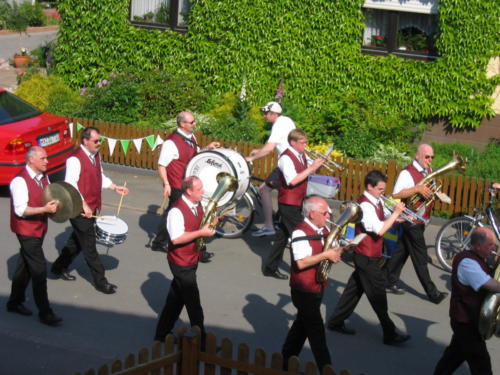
[393,160,428,195]
[158,129,200,167]
[457,251,492,291]
[166,195,200,241]
[278,147,311,186]
[65,145,113,197]
[359,191,390,235]
[267,115,296,156]
[291,218,325,261]
[10,166,49,217]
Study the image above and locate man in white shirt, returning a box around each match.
[384,144,447,304]
[51,127,128,294]
[7,146,62,326]
[246,101,296,237]
[434,227,500,375]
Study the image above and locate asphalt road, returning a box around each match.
[1,165,498,375]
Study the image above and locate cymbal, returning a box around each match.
[42,181,83,223]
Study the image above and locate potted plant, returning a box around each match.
[6,2,30,67]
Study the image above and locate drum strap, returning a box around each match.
[176,131,198,149]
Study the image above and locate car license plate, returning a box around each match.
[38,132,60,147]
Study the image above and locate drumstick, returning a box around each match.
[115,181,127,217]
[81,214,116,220]
[156,195,168,216]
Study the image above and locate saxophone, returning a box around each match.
[316,201,363,283]
[195,172,238,251]
[478,255,500,340]
[406,153,466,217]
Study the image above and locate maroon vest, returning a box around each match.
[10,168,49,238]
[278,149,308,206]
[404,163,432,220]
[167,198,204,266]
[450,251,492,324]
[354,195,384,257]
[290,221,328,293]
[73,147,102,212]
[166,132,198,189]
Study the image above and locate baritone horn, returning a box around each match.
[304,148,346,173]
[380,195,430,225]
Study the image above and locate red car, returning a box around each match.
[0,89,75,185]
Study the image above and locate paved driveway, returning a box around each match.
[0,165,498,375]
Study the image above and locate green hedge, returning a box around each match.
[55,0,499,129]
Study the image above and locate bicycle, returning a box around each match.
[435,186,499,272]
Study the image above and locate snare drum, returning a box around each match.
[185,148,250,206]
[96,215,128,246]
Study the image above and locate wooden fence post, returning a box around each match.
[180,332,199,375]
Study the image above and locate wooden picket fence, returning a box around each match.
[69,118,495,216]
[72,327,362,375]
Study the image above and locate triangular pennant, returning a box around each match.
[107,138,117,156]
[145,135,156,150]
[153,135,164,151]
[69,122,74,138]
[133,138,142,153]
[76,122,85,132]
[120,139,131,156]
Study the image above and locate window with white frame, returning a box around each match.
[129,0,193,31]
[362,0,439,60]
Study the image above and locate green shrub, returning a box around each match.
[469,142,500,181]
[19,1,44,27]
[0,0,11,30]
[371,144,412,166]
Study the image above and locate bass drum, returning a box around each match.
[185,148,250,207]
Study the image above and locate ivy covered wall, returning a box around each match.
[55,0,499,128]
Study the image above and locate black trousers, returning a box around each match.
[434,321,492,375]
[282,289,331,371]
[152,188,183,248]
[52,215,107,286]
[265,203,303,273]
[384,222,439,298]
[8,234,51,315]
[154,262,205,341]
[327,253,396,338]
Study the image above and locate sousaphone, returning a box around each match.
[42,181,83,223]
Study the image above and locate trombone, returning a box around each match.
[304,148,346,173]
[380,195,430,225]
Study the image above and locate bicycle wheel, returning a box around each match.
[215,192,254,239]
[435,216,477,272]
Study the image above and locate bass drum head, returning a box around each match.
[185,148,250,206]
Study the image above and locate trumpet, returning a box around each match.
[304,148,346,173]
[380,195,430,225]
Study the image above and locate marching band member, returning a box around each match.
[434,227,500,375]
[154,176,215,344]
[327,170,410,345]
[151,111,219,263]
[384,144,447,304]
[281,196,342,371]
[262,129,324,279]
[245,101,296,237]
[51,127,129,294]
[7,146,62,326]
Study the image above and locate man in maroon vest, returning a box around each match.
[151,111,219,261]
[51,127,129,294]
[7,146,62,326]
[154,176,216,343]
[281,196,343,371]
[434,227,499,374]
[263,129,324,279]
[327,170,410,345]
[384,143,448,304]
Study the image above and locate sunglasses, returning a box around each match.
[425,155,434,159]
[91,139,101,144]
[184,120,196,125]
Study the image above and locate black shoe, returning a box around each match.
[386,285,405,295]
[430,291,448,304]
[39,311,63,326]
[327,322,356,335]
[95,282,117,294]
[151,243,167,252]
[7,303,33,316]
[384,332,411,346]
[200,252,214,263]
[52,268,76,281]
[263,269,288,280]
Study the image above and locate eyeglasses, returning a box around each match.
[184,120,196,125]
[425,155,434,160]
[91,139,101,144]
[318,211,330,216]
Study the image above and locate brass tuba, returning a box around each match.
[195,172,238,251]
[478,256,500,340]
[406,153,467,216]
[316,201,363,283]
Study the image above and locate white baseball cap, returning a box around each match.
[260,101,282,114]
